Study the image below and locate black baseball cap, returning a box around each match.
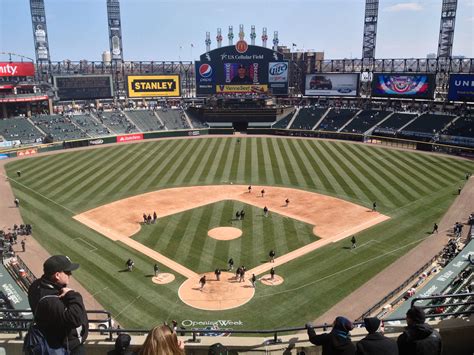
[238,64,246,69]
[43,255,80,275]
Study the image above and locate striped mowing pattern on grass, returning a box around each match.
[5,137,474,329]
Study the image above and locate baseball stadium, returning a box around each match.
[0,0,474,354]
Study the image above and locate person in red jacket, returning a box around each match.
[306,316,356,355]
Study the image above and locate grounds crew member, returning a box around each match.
[27,255,88,354]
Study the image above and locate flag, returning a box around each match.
[292,43,297,47]
[191,43,194,48]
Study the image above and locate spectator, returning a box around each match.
[107,333,133,355]
[397,306,442,355]
[306,316,356,355]
[27,255,88,354]
[356,317,398,355]
[138,324,185,355]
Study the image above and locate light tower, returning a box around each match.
[361,0,379,59]
[29,0,51,63]
[437,0,458,58]
[106,0,124,62]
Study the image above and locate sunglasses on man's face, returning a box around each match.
[64,271,72,276]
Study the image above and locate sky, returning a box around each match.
[0,0,473,62]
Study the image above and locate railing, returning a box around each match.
[410,293,474,318]
[0,295,472,343]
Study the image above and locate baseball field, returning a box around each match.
[5,136,474,330]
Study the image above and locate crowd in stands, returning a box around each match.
[0,117,43,144]
[97,110,138,134]
[30,114,88,141]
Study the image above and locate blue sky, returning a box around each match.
[1,0,473,62]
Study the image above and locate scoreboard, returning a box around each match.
[53,75,113,101]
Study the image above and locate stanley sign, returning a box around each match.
[127,75,181,97]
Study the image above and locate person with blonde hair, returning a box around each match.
[138,324,185,355]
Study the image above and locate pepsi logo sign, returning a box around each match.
[199,64,213,78]
[269,63,287,75]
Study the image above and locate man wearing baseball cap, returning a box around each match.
[28,255,88,354]
[397,306,442,355]
[231,64,252,84]
[356,317,398,355]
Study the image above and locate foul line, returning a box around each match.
[3,174,77,215]
[253,234,432,300]
[73,237,98,252]
[350,239,381,254]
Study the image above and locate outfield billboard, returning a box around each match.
[448,74,474,102]
[0,62,35,77]
[195,43,288,95]
[127,75,180,97]
[371,73,435,99]
[304,73,359,96]
[53,75,113,101]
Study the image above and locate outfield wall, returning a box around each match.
[1,127,473,160]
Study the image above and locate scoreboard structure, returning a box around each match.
[195,42,289,96]
[53,75,113,101]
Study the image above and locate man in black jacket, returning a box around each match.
[28,255,89,354]
[397,306,442,355]
[306,316,356,355]
[356,317,398,355]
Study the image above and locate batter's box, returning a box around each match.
[350,239,382,254]
[74,237,98,252]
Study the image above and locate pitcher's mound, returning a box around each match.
[208,227,242,241]
[260,274,284,286]
[152,273,175,284]
[178,272,254,310]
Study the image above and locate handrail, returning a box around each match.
[0,298,472,343]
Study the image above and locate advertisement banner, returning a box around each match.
[371,73,435,99]
[305,73,359,96]
[116,133,144,143]
[17,148,38,157]
[448,74,474,102]
[268,62,288,83]
[54,75,113,101]
[127,75,181,97]
[0,95,48,103]
[195,62,215,95]
[0,62,35,77]
[216,84,268,94]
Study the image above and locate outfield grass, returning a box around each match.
[5,137,474,329]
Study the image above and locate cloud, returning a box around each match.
[385,3,423,12]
